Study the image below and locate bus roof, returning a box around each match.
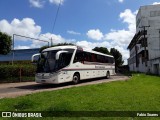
[43,45,113,58]
[43,45,77,52]
[84,49,113,58]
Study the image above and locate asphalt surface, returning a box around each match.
[0,74,130,98]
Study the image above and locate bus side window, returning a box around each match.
[59,53,72,68]
[108,58,111,63]
[97,55,100,63]
[73,50,83,63]
[105,56,109,63]
[64,53,72,66]
[91,53,97,62]
[87,52,92,62]
[83,52,87,61]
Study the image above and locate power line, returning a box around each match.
[40,0,62,47]
[51,0,61,33]
[50,0,62,46]
[13,34,49,45]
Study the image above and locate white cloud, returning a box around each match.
[105,29,134,45]
[87,29,104,41]
[29,0,45,8]
[29,0,64,8]
[153,2,160,5]
[39,33,65,44]
[118,0,124,3]
[13,33,67,49]
[0,18,41,39]
[78,9,137,64]
[67,30,81,35]
[104,9,136,46]
[120,9,135,24]
[0,18,68,49]
[76,41,111,50]
[15,33,66,49]
[119,9,136,33]
[15,46,31,49]
[103,9,137,64]
[49,0,64,5]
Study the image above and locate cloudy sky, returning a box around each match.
[0,0,160,64]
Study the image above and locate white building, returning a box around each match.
[128,4,160,75]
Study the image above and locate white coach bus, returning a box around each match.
[32,46,115,84]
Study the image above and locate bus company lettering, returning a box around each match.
[95,66,105,69]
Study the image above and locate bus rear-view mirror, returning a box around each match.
[31,53,40,64]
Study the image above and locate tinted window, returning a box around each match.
[58,49,74,68]
[73,50,114,64]
[73,50,83,63]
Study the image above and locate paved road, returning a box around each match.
[0,74,130,98]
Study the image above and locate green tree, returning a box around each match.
[39,43,75,52]
[110,48,124,71]
[92,47,110,54]
[0,32,12,55]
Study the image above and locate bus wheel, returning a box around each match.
[73,73,80,84]
[106,71,110,79]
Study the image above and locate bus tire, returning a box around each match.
[72,73,80,84]
[106,71,110,79]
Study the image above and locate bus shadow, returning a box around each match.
[15,77,110,91]
[79,77,108,84]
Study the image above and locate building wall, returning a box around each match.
[0,48,40,62]
[128,4,160,75]
[150,59,160,75]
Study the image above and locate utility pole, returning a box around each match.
[139,25,150,67]
[12,34,15,65]
[51,38,53,46]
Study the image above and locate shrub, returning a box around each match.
[0,64,36,83]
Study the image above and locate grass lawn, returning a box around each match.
[0,74,160,120]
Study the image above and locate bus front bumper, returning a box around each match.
[35,73,59,84]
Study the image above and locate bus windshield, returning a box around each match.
[36,49,74,73]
